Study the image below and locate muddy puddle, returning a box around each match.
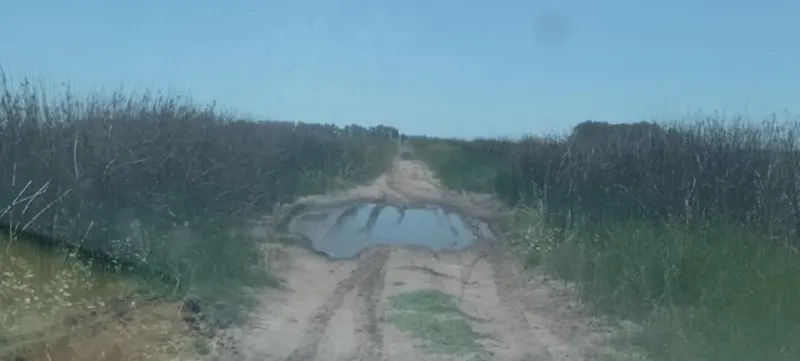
[0,236,197,361]
[288,202,481,259]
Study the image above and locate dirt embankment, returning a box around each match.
[216,156,620,361]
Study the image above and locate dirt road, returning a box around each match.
[215,157,612,361]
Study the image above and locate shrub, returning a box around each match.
[0,74,395,302]
[413,116,800,361]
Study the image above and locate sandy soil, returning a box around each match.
[217,156,616,361]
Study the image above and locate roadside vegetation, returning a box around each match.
[388,290,487,357]
[411,117,800,361]
[5,66,796,361]
[0,73,397,360]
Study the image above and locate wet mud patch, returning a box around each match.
[288,202,485,260]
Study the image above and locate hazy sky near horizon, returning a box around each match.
[2,0,798,139]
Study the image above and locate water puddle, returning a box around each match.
[289,203,479,260]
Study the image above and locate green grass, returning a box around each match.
[406,139,506,193]
[408,119,800,361]
[0,235,141,338]
[514,211,800,361]
[388,290,486,356]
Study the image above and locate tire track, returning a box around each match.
[281,248,389,361]
[352,247,389,361]
[482,236,573,360]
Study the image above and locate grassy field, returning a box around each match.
[411,118,800,361]
[0,74,397,360]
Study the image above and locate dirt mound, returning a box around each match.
[216,157,617,361]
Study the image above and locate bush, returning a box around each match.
[504,119,800,234]
[413,116,800,361]
[407,136,516,193]
[0,74,395,302]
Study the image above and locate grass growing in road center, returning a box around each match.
[388,290,485,355]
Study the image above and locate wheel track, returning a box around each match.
[281,247,389,361]
[483,237,566,360]
[352,247,389,361]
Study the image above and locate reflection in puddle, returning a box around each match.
[290,203,479,260]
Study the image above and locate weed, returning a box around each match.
[412,117,800,361]
[0,71,397,360]
[388,290,485,355]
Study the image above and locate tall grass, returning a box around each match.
[413,116,800,360]
[0,73,396,313]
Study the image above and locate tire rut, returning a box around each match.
[485,243,544,355]
[483,238,573,360]
[352,248,389,361]
[282,248,389,361]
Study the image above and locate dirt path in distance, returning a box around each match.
[215,156,622,361]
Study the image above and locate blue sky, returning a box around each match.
[2,0,798,139]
